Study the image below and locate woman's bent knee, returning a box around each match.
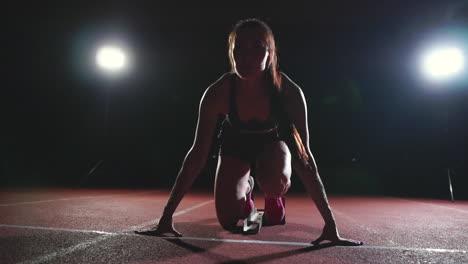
[257,174,291,198]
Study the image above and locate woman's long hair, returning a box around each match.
[227,18,312,169]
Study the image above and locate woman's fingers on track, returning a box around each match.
[311,236,363,246]
[310,235,326,245]
[335,238,364,246]
[171,229,183,237]
[134,226,183,237]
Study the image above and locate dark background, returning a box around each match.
[3,1,468,200]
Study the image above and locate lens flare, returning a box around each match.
[421,47,464,80]
[96,46,126,72]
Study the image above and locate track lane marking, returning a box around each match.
[0,190,159,207]
[3,224,466,254]
[14,199,214,264]
[131,200,214,231]
[0,200,215,235]
[0,224,115,235]
[157,236,468,253]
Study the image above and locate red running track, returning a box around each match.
[0,188,467,264]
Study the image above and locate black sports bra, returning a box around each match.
[226,74,279,131]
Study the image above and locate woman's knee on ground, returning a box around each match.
[216,212,239,231]
[214,193,244,231]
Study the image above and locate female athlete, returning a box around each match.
[137,18,363,246]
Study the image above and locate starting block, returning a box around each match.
[242,197,286,234]
[242,208,265,234]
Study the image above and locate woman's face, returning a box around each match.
[233,28,270,78]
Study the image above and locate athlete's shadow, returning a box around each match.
[220,243,337,264]
[133,217,344,263]
[133,218,238,262]
[164,238,239,263]
[161,238,335,264]
[163,237,337,264]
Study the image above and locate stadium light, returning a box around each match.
[421,46,465,81]
[96,45,127,73]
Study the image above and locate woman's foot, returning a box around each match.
[264,196,285,225]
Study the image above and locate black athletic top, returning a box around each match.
[225,74,279,132]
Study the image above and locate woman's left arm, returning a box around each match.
[281,73,363,246]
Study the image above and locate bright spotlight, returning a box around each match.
[96,45,127,72]
[421,46,465,80]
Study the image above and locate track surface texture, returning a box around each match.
[1,188,467,264]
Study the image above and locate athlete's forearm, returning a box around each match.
[296,160,337,226]
[162,149,207,218]
[308,172,337,226]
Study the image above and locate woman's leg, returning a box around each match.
[254,140,291,224]
[255,140,292,198]
[214,155,252,231]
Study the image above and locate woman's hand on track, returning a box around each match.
[134,215,182,237]
[311,223,363,246]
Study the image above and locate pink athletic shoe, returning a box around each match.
[264,196,285,225]
[241,176,255,219]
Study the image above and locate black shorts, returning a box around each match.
[219,127,283,166]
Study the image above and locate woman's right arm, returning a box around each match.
[158,74,229,229]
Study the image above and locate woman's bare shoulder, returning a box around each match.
[279,72,305,101]
[200,72,233,114]
[208,72,233,92]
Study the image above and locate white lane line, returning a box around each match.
[15,200,214,264]
[131,200,214,231]
[1,201,214,237]
[4,224,466,254]
[18,235,116,264]
[392,197,468,215]
[0,224,115,235]
[158,236,468,254]
[0,190,159,207]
